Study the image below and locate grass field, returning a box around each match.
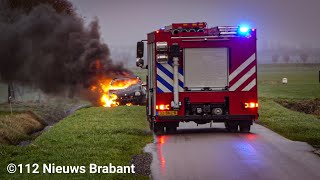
[258,63,320,147]
[0,106,152,179]
[131,68,147,82]
[258,64,320,98]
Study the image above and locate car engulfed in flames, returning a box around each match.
[87,59,145,107]
[90,77,144,107]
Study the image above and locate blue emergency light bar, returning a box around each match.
[210,25,253,37]
[238,25,251,36]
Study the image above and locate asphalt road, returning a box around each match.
[145,122,320,180]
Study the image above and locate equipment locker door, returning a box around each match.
[184,48,229,90]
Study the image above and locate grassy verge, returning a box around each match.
[0,97,90,145]
[259,98,320,147]
[258,63,320,148]
[0,106,152,179]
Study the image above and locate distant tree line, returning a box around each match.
[268,49,320,64]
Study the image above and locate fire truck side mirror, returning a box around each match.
[170,44,180,57]
[136,58,144,68]
[136,41,144,58]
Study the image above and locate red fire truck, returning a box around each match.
[136,22,258,134]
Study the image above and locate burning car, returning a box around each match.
[109,77,146,105]
[87,59,146,107]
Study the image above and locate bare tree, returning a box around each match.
[283,54,290,63]
[272,54,279,64]
[300,53,308,64]
[8,82,15,103]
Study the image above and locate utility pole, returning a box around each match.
[8,82,15,103]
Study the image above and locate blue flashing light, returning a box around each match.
[239,27,249,33]
[238,25,251,36]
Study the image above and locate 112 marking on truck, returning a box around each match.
[136,22,258,134]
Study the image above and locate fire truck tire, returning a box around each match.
[153,123,164,135]
[166,126,177,133]
[225,122,238,132]
[239,124,251,133]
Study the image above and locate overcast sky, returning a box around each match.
[71,0,320,49]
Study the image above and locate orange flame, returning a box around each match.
[90,77,140,107]
[101,93,118,107]
[110,78,139,90]
[90,78,118,107]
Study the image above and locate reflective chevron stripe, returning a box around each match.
[229,53,255,82]
[229,54,256,91]
[157,63,184,93]
[242,78,256,91]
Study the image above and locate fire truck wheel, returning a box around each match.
[166,126,177,134]
[239,124,251,133]
[225,122,238,132]
[153,123,164,135]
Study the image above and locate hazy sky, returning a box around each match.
[71,0,320,48]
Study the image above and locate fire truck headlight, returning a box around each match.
[134,91,141,96]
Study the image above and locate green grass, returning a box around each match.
[131,68,147,82]
[258,64,320,98]
[257,63,320,147]
[0,106,152,179]
[259,98,320,146]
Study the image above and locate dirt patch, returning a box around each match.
[276,99,320,117]
[130,153,152,176]
[0,111,46,145]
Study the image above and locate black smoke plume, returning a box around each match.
[0,0,129,95]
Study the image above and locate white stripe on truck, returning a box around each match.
[229,53,255,82]
[229,66,256,91]
[242,78,256,91]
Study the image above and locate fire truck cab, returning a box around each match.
[136,22,258,134]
